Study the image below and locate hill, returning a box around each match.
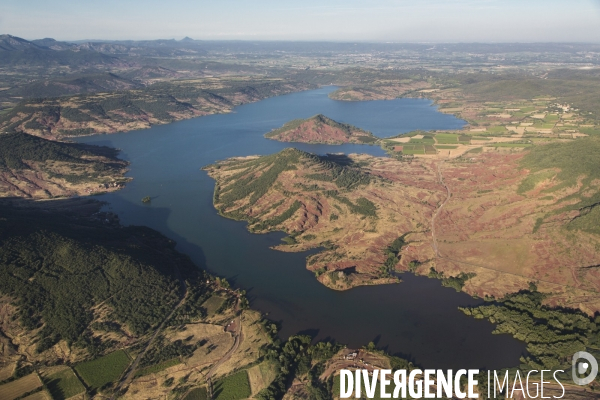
[0,132,128,198]
[0,35,121,67]
[0,77,314,138]
[265,114,378,144]
[0,201,278,398]
[2,73,142,99]
[0,34,44,51]
[205,142,600,314]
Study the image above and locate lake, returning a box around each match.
[77,86,525,369]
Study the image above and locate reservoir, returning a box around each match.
[77,87,525,369]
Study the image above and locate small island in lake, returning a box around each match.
[264,114,378,144]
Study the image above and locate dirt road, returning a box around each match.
[431,161,450,257]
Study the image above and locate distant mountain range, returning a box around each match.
[0,34,207,66]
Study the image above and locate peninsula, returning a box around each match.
[206,137,600,315]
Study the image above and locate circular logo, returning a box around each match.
[572,351,598,386]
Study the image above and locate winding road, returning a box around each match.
[431,161,450,257]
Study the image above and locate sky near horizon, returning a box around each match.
[1,0,600,42]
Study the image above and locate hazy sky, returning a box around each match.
[2,0,600,42]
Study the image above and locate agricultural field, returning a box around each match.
[74,350,131,391]
[21,390,52,400]
[201,295,227,316]
[213,370,251,400]
[134,358,182,378]
[247,361,278,396]
[0,363,16,382]
[183,387,209,400]
[434,133,458,143]
[0,373,42,400]
[396,144,424,154]
[45,368,86,400]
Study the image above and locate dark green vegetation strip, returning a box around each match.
[381,235,408,276]
[257,337,344,400]
[252,201,302,231]
[183,387,209,400]
[75,350,131,391]
[427,268,476,292]
[329,194,377,217]
[0,204,211,355]
[45,368,86,400]
[461,285,600,371]
[138,336,196,370]
[214,370,251,400]
[134,358,182,378]
[519,136,600,234]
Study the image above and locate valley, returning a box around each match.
[1,32,600,399]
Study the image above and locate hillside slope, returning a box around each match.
[0,132,128,198]
[206,143,600,314]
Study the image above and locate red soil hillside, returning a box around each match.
[264,114,378,144]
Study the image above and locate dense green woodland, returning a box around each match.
[0,204,210,355]
[461,286,600,373]
[0,132,122,171]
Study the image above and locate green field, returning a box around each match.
[435,145,458,149]
[202,295,226,316]
[408,135,435,144]
[75,350,131,391]
[183,387,209,400]
[532,122,556,129]
[519,106,538,113]
[214,370,251,400]
[424,145,437,154]
[580,127,600,135]
[465,147,483,154]
[400,145,425,154]
[134,358,182,378]
[434,133,458,144]
[486,126,508,134]
[46,368,85,400]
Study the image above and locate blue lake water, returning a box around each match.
[76,86,525,369]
